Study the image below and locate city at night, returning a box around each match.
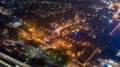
[1,0,120,67]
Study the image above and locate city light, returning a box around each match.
[1,0,120,67]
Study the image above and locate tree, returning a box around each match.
[46,48,70,66]
[8,28,19,40]
[26,40,40,48]
[28,57,46,67]
[25,19,39,29]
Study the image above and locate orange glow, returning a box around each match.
[113,11,119,19]
[114,2,120,8]
[113,2,120,19]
